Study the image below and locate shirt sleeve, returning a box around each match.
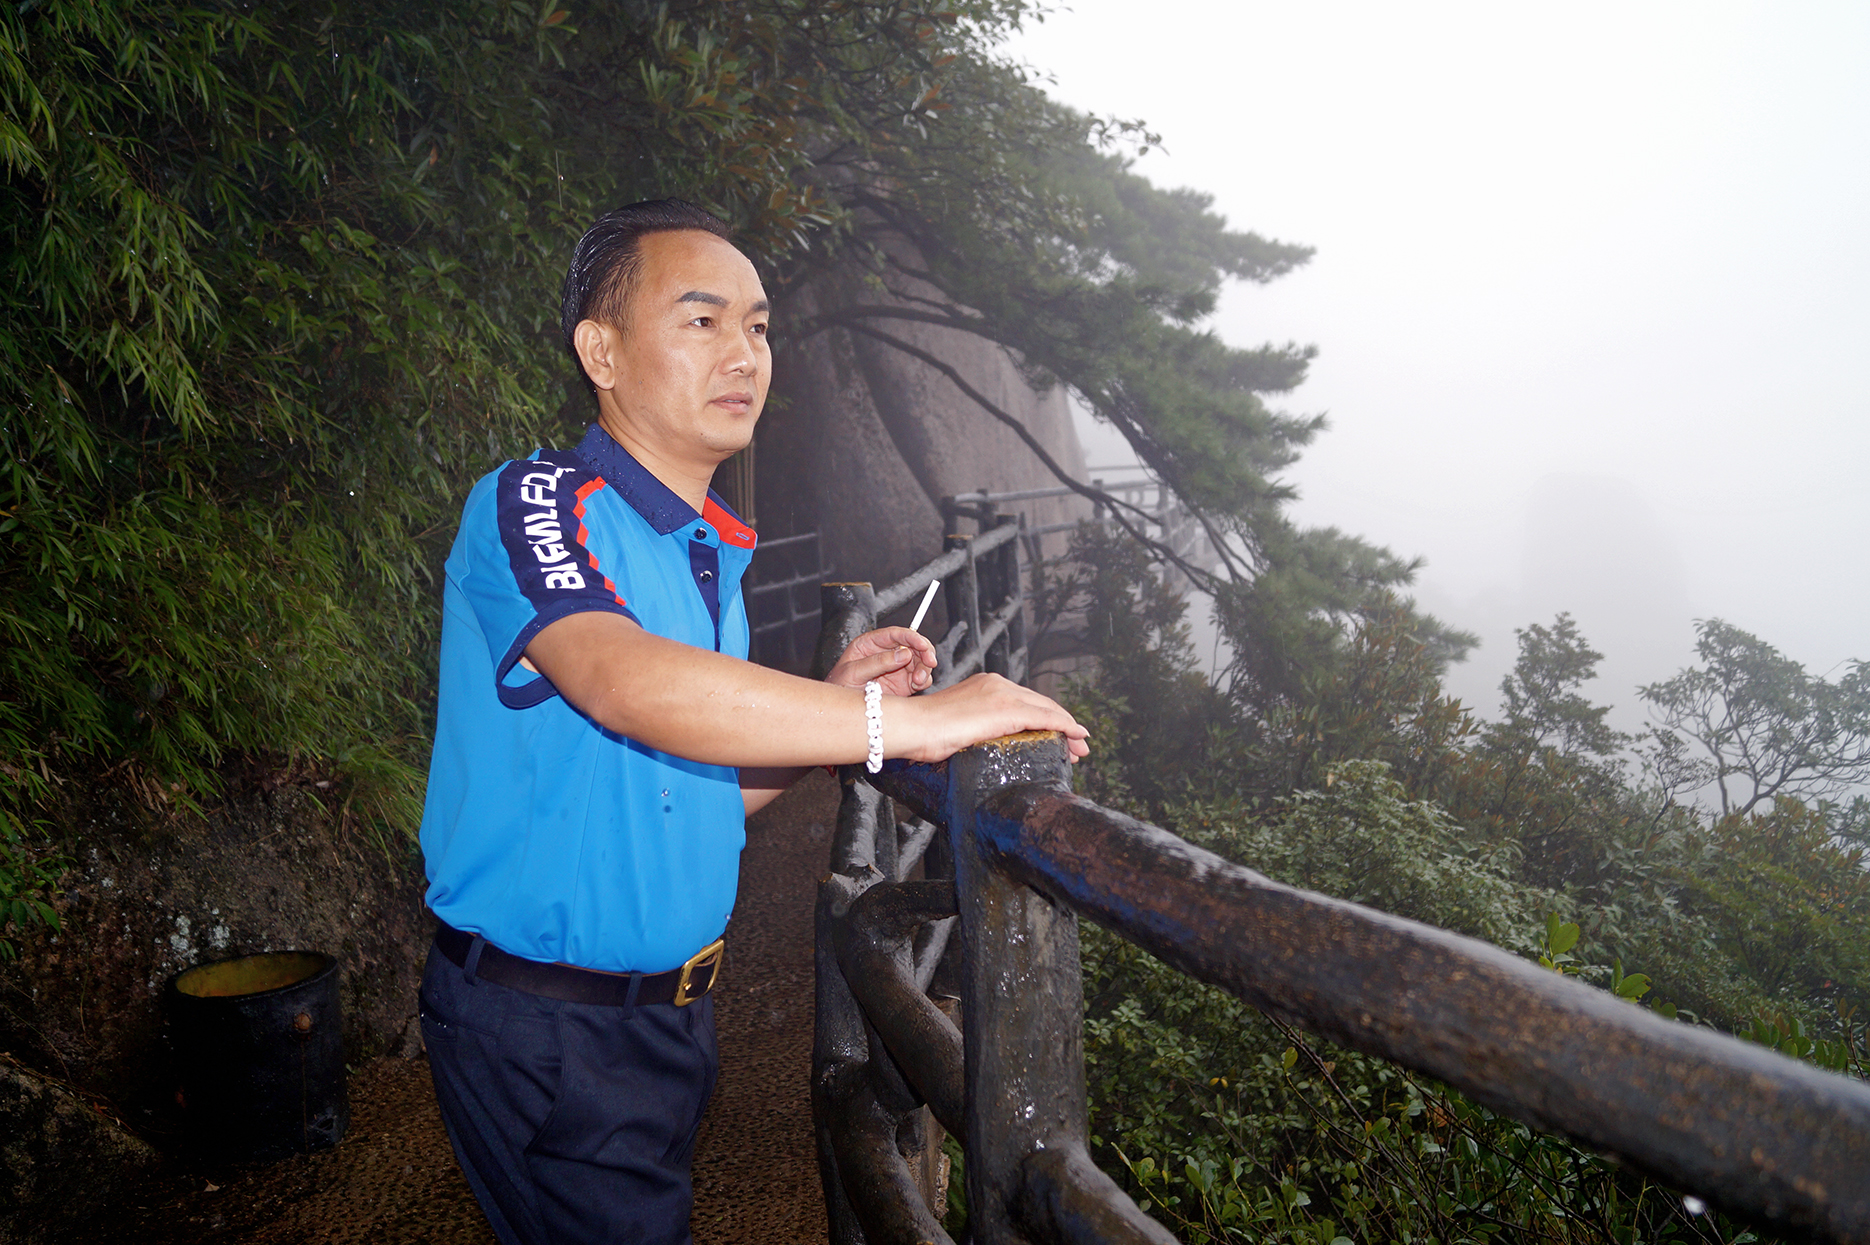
[455,453,640,709]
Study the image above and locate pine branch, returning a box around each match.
[833,318,1232,592]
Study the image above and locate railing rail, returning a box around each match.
[809,517,1870,1245]
[945,478,1210,580]
[876,521,1020,618]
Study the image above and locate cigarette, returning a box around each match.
[909,579,941,633]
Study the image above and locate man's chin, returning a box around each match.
[702,422,758,459]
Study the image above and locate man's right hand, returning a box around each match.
[887,672,1091,763]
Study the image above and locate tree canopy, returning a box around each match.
[1642,619,1870,819]
[1,0,1437,840]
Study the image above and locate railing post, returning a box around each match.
[915,734,1176,1245]
[992,512,1025,682]
[942,535,981,676]
[946,733,1079,1244]
[814,869,881,1245]
[940,494,962,540]
[977,510,1011,678]
[814,582,878,680]
[812,580,881,1245]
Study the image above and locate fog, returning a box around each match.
[1013,1,1870,733]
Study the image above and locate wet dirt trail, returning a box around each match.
[93,773,840,1244]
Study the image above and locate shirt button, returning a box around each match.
[698,569,714,582]
[694,527,707,539]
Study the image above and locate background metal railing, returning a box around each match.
[944,476,1212,591]
[749,530,834,672]
[750,473,1206,675]
[806,513,1870,1245]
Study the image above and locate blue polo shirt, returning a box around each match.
[419,423,758,973]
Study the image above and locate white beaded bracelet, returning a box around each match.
[863,680,884,774]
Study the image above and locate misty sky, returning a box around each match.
[1006,1,1870,732]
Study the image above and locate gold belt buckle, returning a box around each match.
[674,938,724,1007]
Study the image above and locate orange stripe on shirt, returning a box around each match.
[703,498,757,549]
[573,484,627,608]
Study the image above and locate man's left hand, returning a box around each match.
[825,627,937,697]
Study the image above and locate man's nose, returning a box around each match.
[724,337,763,375]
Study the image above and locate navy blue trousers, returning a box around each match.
[420,945,719,1245]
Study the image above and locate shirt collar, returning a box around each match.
[573,423,755,548]
[575,423,702,536]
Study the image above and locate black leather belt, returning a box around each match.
[434,921,723,1007]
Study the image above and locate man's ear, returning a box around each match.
[573,319,620,392]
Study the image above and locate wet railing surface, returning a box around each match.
[807,510,1870,1245]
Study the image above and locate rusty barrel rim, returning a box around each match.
[169,950,336,1003]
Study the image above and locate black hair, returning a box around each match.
[559,199,735,383]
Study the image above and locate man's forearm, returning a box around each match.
[524,611,1088,770]
[529,613,872,767]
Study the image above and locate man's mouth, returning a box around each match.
[713,392,755,411]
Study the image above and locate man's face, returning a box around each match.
[586,230,770,468]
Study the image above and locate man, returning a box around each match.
[417,199,1089,1245]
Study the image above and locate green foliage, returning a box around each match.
[1049,531,1477,822]
[1045,524,1241,817]
[1736,1007,1866,1078]
[1084,925,1749,1245]
[1609,958,1652,1003]
[2,0,591,834]
[1073,590,1866,1242]
[1,0,886,905]
[325,741,430,862]
[940,1130,969,1238]
[1658,801,1870,1022]
[1538,912,1582,974]
[1457,614,1638,892]
[1498,615,1629,761]
[1829,794,1870,853]
[1081,763,1747,1241]
[780,22,1467,674]
[1182,760,1548,956]
[0,811,63,960]
[1244,594,1480,805]
[13,4,1860,1230]
[1213,531,1473,718]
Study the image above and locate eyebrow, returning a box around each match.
[677,291,771,314]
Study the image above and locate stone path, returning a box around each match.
[92,773,840,1244]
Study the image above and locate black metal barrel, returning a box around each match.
[167,950,348,1162]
